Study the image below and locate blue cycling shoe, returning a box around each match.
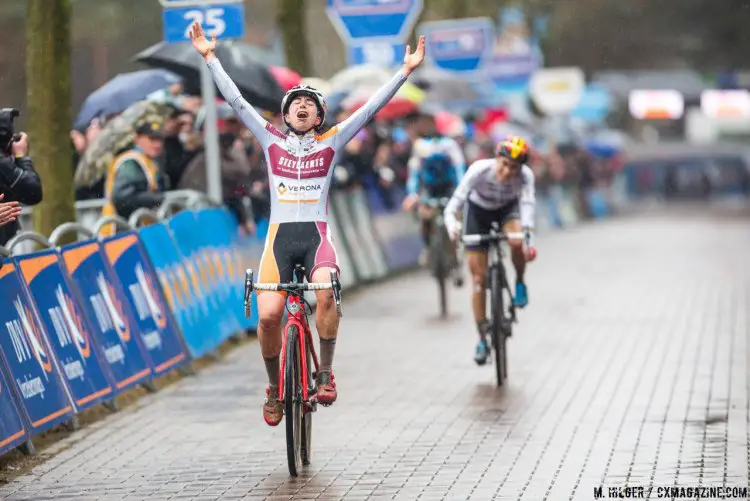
[474,339,490,366]
[514,281,528,308]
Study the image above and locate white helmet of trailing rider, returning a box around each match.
[281,85,327,129]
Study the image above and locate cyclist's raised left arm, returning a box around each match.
[329,70,408,148]
[520,165,536,230]
[328,37,424,148]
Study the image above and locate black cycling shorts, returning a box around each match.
[463,199,520,252]
[257,222,339,294]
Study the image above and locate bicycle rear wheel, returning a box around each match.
[300,335,313,466]
[489,265,506,387]
[285,324,303,476]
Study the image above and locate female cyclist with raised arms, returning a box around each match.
[189,21,425,426]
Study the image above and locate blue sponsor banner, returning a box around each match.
[60,241,153,390]
[488,53,538,94]
[138,222,206,356]
[189,209,238,340]
[326,0,423,42]
[101,232,189,375]
[167,212,224,354]
[0,263,74,434]
[571,84,612,124]
[15,251,114,411]
[193,208,246,333]
[420,18,495,76]
[0,353,28,455]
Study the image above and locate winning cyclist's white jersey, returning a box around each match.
[444,158,536,234]
[207,58,407,225]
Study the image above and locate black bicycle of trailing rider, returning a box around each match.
[462,223,525,387]
[421,196,462,318]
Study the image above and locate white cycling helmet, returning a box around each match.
[281,85,327,128]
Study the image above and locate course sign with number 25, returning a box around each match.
[161,1,246,44]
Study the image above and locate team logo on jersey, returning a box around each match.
[268,144,335,180]
[277,182,288,195]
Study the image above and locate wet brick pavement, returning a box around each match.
[1,211,748,500]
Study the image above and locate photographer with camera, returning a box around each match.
[0,109,42,246]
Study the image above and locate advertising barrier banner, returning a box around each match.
[167,211,225,351]
[348,188,389,278]
[139,222,207,356]
[331,190,375,281]
[0,263,75,434]
[60,241,154,390]
[364,187,421,270]
[15,251,115,411]
[101,232,188,375]
[0,353,29,456]
[326,208,358,289]
[193,209,242,336]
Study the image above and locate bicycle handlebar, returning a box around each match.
[462,231,526,245]
[252,282,335,291]
[244,269,342,319]
[419,197,451,208]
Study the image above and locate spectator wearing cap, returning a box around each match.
[101,118,168,231]
[162,105,200,188]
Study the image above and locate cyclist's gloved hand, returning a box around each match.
[524,228,537,262]
[448,221,461,242]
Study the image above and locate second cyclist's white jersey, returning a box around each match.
[444,158,536,233]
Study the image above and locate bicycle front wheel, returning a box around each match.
[285,324,303,476]
[489,265,506,387]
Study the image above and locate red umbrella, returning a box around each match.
[269,66,302,92]
[346,97,418,120]
[343,83,424,121]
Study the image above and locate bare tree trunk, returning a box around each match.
[26,0,75,240]
[431,0,469,19]
[277,0,310,76]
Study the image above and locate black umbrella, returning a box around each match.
[133,41,284,112]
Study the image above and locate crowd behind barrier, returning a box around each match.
[0,180,627,459]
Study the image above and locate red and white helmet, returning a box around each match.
[281,85,327,127]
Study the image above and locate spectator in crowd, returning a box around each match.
[0,131,42,246]
[162,106,201,188]
[177,120,255,236]
[101,117,168,230]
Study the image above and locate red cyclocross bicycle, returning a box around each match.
[244,265,342,476]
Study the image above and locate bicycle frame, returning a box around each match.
[244,267,341,407]
[278,293,319,406]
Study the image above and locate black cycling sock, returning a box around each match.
[476,320,489,341]
[319,337,337,374]
[264,355,280,388]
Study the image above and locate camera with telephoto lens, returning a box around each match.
[0,108,21,154]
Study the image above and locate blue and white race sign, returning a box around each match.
[327,0,423,42]
[162,0,245,44]
[348,41,405,67]
[419,18,495,76]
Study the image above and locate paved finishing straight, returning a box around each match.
[0,209,748,500]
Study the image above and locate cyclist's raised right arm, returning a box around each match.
[206,58,277,148]
[443,160,485,236]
